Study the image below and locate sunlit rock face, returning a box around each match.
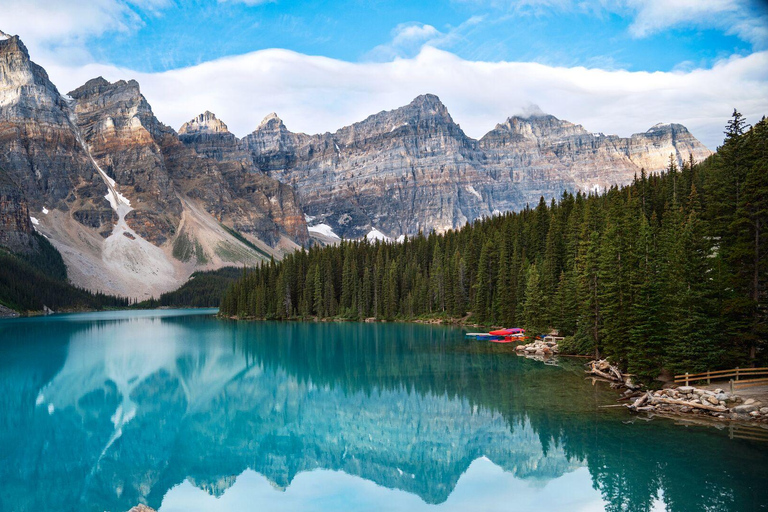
[0,35,111,229]
[177,110,309,246]
[68,79,310,248]
[68,77,182,245]
[243,96,711,239]
[243,95,491,239]
[479,115,713,211]
[0,34,309,298]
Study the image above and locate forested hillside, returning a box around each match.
[220,113,767,379]
[138,267,242,308]
[0,234,129,313]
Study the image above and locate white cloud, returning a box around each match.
[366,17,484,61]
[367,22,444,61]
[37,45,768,150]
[625,0,768,47]
[458,0,768,48]
[0,0,170,65]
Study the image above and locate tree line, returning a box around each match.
[137,267,242,308]
[220,112,767,380]
[0,234,129,313]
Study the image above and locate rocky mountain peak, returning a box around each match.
[330,93,460,146]
[0,31,28,56]
[179,111,230,135]
[258,112,285,129]
[397,93,455,125]
[68,77,141,100]
[503,113,588,140]
[645,122,688,134]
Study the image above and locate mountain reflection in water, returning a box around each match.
[0,310,766,512]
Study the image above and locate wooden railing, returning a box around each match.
[729,423,768,443]
[674,367,768,392]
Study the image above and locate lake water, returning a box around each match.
[1,309,766,512]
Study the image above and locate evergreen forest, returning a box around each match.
[137,267,242,308]
[220,112,768,380]
[0,233,129,313]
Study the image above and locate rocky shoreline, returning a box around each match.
[0,304,20,318]
[583,359,768,424]
[513,338,560,357]
[513,354,768,425]
[626,386,767,423]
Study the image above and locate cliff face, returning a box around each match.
[68,77,182,245]
[0,35,112,235]
[177,111,309,246]
[0,33,309,298]
[245,97,712,239]
[0,170,37,254]
[243,95,491,239]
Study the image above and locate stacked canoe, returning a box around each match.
[465,328,528,344]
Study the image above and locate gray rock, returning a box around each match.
[242,94,711,240]
[744,398,756,406]
[677,386,695,394]
[760,407,768,414]
[732,404,759,413]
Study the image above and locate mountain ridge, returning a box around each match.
[0,35,308,300]
[0,32,712,299]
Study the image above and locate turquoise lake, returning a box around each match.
[1,309,767,512]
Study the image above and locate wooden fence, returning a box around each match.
[674,367,768,392]
[728,423,768,443]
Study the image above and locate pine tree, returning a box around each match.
[473,241,493,323]
[313,264,323,316]
[628,214,667,380]
[523,263,546,336]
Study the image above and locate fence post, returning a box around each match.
[707,370,711,385]
[730,379,734,394]
[735,367,740,381]
[685,372,689,386]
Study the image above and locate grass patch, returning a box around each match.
[195,240,208,264]
[172,232,194,262]
[220,223,271,259]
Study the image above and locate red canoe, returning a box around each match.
[488,328,525,336]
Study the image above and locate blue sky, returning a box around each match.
[2,0,768,149]
[83,0,761,72]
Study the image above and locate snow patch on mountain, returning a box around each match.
[466,185,482,200]
[366,228,390,242]
[308,223,340,239]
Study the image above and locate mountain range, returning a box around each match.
[0,32,712,299]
